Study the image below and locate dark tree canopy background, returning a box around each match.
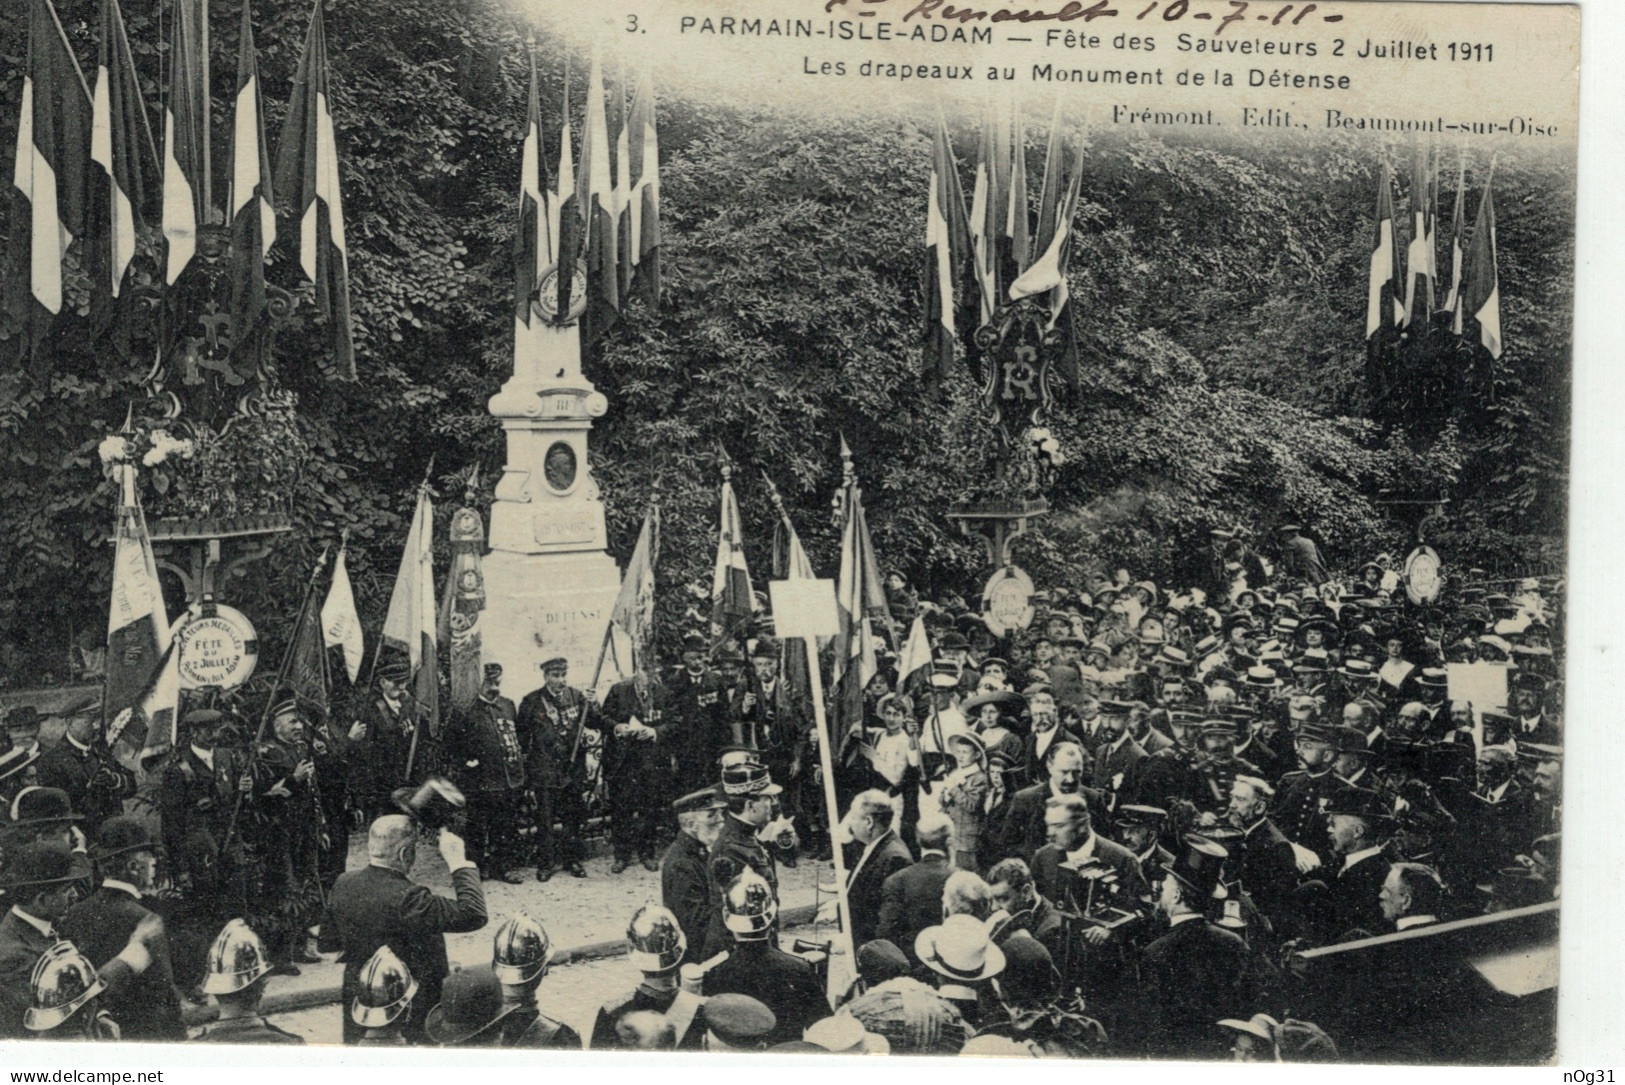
[0,0,1573,685]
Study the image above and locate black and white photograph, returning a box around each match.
[0,0,1596,1067]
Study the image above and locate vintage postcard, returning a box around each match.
[0,0,1581,1068]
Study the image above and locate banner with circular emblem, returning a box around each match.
[981,566,1036,637]
[176,605,260,691]
[1403,545,1444,606]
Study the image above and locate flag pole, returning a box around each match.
[218,544,331,861]
[805,625,857,1005]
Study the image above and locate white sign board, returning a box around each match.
[769,578,840,639]
[176,605,259,691]
[1446,662,1509,716]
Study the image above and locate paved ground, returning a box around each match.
[257,828,841,1043]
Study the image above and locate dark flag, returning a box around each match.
[831,439,893,765]
[1004,101,1030,282]
[228,0,276,341]
[515,39,549,329]
[287,558,332,721]
[1443,151,1466,334]
[922,105,970,384]
[275,0,356,380]
[1402,141,1436,330]
[968,104,1006,326]
[4,0,93,366]
[552,64,580,318]
[612,72,635,301]
[1365,163,1401,406]
[88,0,158,343]
[1462,166,1502,359]
[160,0,204,286]
[577,50,619,346]
[627,67,661,307]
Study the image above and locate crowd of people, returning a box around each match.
[0,523,1563,1057]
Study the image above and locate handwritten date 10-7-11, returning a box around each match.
[822,0,1347,37]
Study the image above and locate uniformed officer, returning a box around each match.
[449,665,527,883]
[156,709,250,919]
[34,698,134,834]
[488,912,582,1048]
[357,658,420,818]
[190,919,304,1045]
[601,666,678,873]
[589,904,707,1050]
[1272,719,1349,870]
[701,870,827,1046]
[669,634,730,793]
[661,787,726,966]
[351,946,416,1046]
[246,697,326,974]
[703,760,791,959]
[516,657,600,881]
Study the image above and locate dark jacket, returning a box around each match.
[1031,834,1149,918]
[157,745,245,891]
[1091,734,1147,803]
[590,984,707,1050]
[1139,917,1250,1059]
[35,738,132,829]
[1235,817,1301,932]
[516,684,598,787]
[876,851,953,962]
[448,697,525,793]
[660,831,714,966]
[59,886,184,1041]
[996,783,1108,865]
[191,1015,305,1044]
[705,938,828,1045]
[704,814,780,960]
[321,863,488,1044]
[845,830,913,949]
[599,676,676,779]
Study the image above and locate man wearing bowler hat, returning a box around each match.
[0,842,165,1039]
[517,656,600,881]
[321,815,488,1045]
[58,817,186,1040]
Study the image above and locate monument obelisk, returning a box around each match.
[482,293,622,701]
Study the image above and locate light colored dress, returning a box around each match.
[937,764,990,872]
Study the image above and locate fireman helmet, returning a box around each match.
[200,918,273,995]
[722,870,778,938]
[350,945,417,1028]
[491,912,552,985]
[626,904,686,973]
[24,942,104,1032]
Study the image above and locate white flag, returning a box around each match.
[321,547,365,682]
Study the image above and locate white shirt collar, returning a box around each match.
[1065,833,1098,865]
[65,734,92,753]
[1168,912,1205,928]
[102,879,143,900]
[191,745,214,770]
[1489,778,1512,802]
[1395,914,1437,931]
[1339,844,1385,874]
[10,907,53,938]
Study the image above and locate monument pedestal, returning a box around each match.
[483,318,623,701]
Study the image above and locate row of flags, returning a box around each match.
[1365,144,1502,365]
[515,45,661,355]
[5,0,355,376]
[922,100,1086,385]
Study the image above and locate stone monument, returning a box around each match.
[482,304,623,701]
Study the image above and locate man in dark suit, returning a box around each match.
[997,742,1104,864]
[669,634,730,793]
[1223,776,1302,936]
[661,788,725,966]
[157,709,250,913]
[876,812,954,963]
[515,657,600,880]
[703,760,796,959]
[34,700,133,833]
[447,664,527,883]
[1030,794,1148,920]
[1090,702,1147,814]
[704,870,827,1045]
[58,818,186,1041]
[1022,687,1082,777]
[1138,838,1250,1059]
[320,816,488,1044]
[843,789,913,949]
[0,843,162,1039]
[1311,788,1397,941]
[986,857,1067,965]
[601,667,678,874]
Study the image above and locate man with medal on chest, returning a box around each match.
[517,657,601,882]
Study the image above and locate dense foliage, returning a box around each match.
[0,0,1573,685]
